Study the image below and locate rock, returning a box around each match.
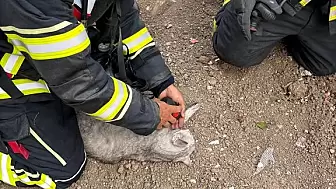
[144,182,151,188]
[210,177,216,181]
[229,187,235,189]
[132,163,139,171]
[125,163,131,169]
[208,78,217,85]
[330,149,335,154]
[207,85,214,90]
[295,137,307,148]
[198,56,210,64]
[209,140,220,145]
[117,165,124,174]
[287,80,309,98]
[190,179,197,184]
[166,24,173,29]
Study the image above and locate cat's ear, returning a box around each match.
[184,103,200,123]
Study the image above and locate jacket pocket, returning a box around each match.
[0,113,30,141]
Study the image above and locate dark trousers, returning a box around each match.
[212,2,336,76]
[0,96,86,189]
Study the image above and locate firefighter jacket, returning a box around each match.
[0,0,173,135]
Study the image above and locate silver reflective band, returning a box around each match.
[99,80,126,119]
[10,30,88,54]
[123,31,152,54]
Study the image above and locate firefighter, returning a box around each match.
[0,0,185,188]
[212,0,336,76]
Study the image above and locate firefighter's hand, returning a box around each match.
[158,84,186,129]
[154,98,183,130]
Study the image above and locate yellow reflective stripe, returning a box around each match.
[0,53,25,75]
[6,24,90,60]
[222,0,230,6]
[330,6,336,21]
[0,21,72,35]
[122,27,153,55]
[112,85,133,121]
[129,42,156,60]
[299,0,311,7]
[0,153,16,186]
[30,128,67,167]
[0,79,50,99]
[6,155,16,186]
[89,78,129,121]
[37,174,56,189]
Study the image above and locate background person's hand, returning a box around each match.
[154,98,183,129]
[159,84,186,129]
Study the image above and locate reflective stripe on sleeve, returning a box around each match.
[88,78,131,121]
[5,24,90,60]
[122,27,153,55]
[330,6,336,21]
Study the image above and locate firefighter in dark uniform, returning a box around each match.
[0,0,186,188]
[213,0,336,76]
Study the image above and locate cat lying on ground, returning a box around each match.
[76,103,200,165]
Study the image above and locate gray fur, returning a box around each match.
[77,103,200,165]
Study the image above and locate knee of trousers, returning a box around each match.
[213,38,261,68]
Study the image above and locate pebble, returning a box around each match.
[210,177,216,181]
[207,85,214,90]
[117,165,124,174]
[190,179,197,184]
[125,163,131,169]
[330,149,335,154]
[198,56,210,64]
[132,163,139,171]
[208,78,217,85]
[209,140,220,145]
[295,137,307,148]
[229,187,235,189]
[166,24,173,29]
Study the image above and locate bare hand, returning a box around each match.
[158,84,186,129]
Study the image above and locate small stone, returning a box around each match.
[330,149,335,154]
[275,169,281,175]
[209,140,220,145]
[229,187,235,189]
[198,56,210,64]
[144,182,151,188]
[211,177,216,181]
[166,24,173,29]
[214,164,221,168]
[125,163,131,169]
[190,179,197,184]
[295,137,306,148]
[208,78,217,85]
[132,163,139,171]
[165,42,172,46]
[211,168,220,173]
[207,85,213,90]
[117,165,124,174]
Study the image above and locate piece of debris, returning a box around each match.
[208,78,217,85]
[207,85,214,90]
[256,121,267,130]
[125,163,131,169]
[228,186,235,189]
[198,56,210,64]
[295,137,306,148]
[190,38,199,44]
[166,23,173,29]
[254,147,275,175]
[286,80,309,98]
[117,164,124,174]
[209,140,220,145]
[189,179,197,184]
[299,66,313,77]
[330,149,335,154]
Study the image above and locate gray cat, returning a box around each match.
[76,103,200,165]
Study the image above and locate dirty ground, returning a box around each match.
[3,0,336,188]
